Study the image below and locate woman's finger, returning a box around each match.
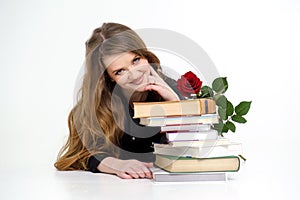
[118,172,133,179]
[145,171,152,179]
[143,162,153,168]
[144,84,179,101]
[140,165,153,179]
[134,168,147,178]
[126,168,140,179]
[144,84,166,94]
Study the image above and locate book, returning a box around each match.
[160,124,211,132]
[139,114,219,126]
[166,137,230,147]
[154,141,243,158]
[133,98,216,118]
[154,154,240,173]
[166,129,219,142]
[150,167,227,182]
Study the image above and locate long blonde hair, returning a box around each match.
[54,23,164,170]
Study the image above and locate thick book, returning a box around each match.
[139,114,219,126]
[150,167,227,182]
[166,137,230,147]
[133,98,216,118]
[161,124,211,132]
[154,141,243,158]
[166,129,219,142]
[154,155,240,173]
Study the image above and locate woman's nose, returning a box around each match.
[127,65,139,79]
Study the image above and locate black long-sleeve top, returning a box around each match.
[87,77,184,173]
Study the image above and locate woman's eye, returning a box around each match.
[132,57,140,65]
[115,69,124,76]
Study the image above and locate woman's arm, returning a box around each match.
[97,157,153,179]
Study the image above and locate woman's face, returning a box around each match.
[105,52,151,92]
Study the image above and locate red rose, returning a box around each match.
[176,71,202,97]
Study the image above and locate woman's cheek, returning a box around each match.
[115,76,127,87]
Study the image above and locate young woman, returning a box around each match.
[54,22,183,179]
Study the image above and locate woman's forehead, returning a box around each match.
[104,52,136,69]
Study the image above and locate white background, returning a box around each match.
[0,0,299,199]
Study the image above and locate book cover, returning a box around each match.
[139,114,219,126]
[166,137,230,147]
[154,155,240,173]
[160,124,211,132]
[154,141,243,158]
[150,167,227,182]
[166,129,218,142]
[133,98,216,118]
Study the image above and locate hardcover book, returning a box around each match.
[166,137,230,147]
[154,141,243,158]
[165,129,219,142]
[154,155,240,173]
[150,167,227,182]
[133,98,216,118]
[160,124,211,132]
[139,114,219,126]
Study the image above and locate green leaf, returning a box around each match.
[226,121,236,132]
[213,120,224,135]
[199,86,214,98]
[232,115,247,123]
[235,101,252,116]
[222,123,229,133]
[213,93,221,101]
[216,95,227,109]
[218,107,227,120]
[226,100,234,116]
[213,124,222,135]
[212,77,228,94]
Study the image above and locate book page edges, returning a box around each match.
[155,156,240,173]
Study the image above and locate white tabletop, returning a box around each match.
[1,158,299,200]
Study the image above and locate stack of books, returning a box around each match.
[133,98,242,182]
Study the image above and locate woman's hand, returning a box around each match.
[98,157,153,179]
[144,67,179,101]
